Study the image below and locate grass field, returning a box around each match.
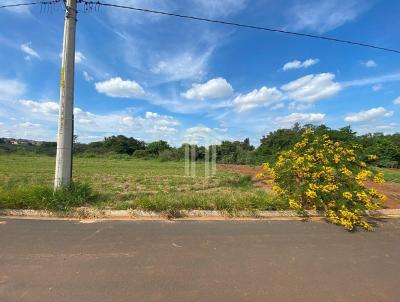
[379,168,400,183]
[0,155,286,212]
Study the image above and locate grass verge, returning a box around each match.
[0,182,102,212]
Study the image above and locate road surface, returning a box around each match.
[1,218,399,301]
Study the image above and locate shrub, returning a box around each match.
[259,129,386,231]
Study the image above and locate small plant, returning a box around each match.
[258,128,386,231]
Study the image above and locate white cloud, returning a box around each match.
[182,77,234,100]
[393,96,400,105]
[2,0,31,15]
[287,0,368,33]
[59,51,86,63]
[20,43,40,60]
[75,51,86,63]
[182,126,223,145]
[281,73,341,102]
[341,72,400,87]
[150,49,213,82]
[363,60,377,68]
[144,111,180,126]
[372,84,382,91]
[82,71,94,82]
[0,78,26,101]
[344,107,394,123]
[274,113,325,127]
[233,86,282,112]
[192,0,248,18]
[95,77,145,98]
[20,122,41,128]
[19,100,59,115]
[271,102,285,110]
[282,58,319,71]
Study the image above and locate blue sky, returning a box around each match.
[0,0,400,146]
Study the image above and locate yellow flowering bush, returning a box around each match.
[260,128,386,231]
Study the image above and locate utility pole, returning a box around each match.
[54,0,77,189]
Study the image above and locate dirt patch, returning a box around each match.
[217,164,400,209]
[218,164,263,179]
[366,181,400,209]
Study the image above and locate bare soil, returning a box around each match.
[217,164,400,209]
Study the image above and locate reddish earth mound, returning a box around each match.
[217,164,400,209]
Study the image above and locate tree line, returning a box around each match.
[1,124,399,167]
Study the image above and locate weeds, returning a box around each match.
[0,182,102,212]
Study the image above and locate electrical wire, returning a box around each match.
[84,0,400,54]
[2,0,399,54]
[0,0,60,9]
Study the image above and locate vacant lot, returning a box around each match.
[1,155,399,211]
[0,155,284,212]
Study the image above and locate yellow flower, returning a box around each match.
[355,170,372,181]
[255,173,264,180]
[272,185,284,195]
[368,154,378,160]
[322,184,338,193]
[373,176,385,184]
[289,199,302,210]
[305,189,317,199]
[342,192,353,200]
[340,167,352,177]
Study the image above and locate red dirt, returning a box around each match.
[217,164,400,209]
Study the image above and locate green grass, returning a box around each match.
[0,154,285,212]
[380,168,400,183]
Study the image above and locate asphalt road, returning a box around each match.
[1,218,400,302]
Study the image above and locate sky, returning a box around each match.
[0,0,400,146]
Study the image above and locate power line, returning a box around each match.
[0,0,60,9]
[82,0,400,55]
[2,0,399,54]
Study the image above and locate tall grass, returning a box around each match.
[0,182,102,212]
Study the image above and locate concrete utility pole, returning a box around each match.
[54,0,77,189]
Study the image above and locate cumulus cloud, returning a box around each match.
[20,43,40,60]
[274,113,325,127]
[95,77,145,98]
[287,0,368,33]
[182,126,223,145]
[363,60,377,68]
[344,107,394,123]
[182,77,234,100]
[282,58,319,71]
[144,111,180,126]
[19,100,59,115]
[281,73,341,102]
[233,86,282,112]
[393,96,400,105]
[0,78,26,101]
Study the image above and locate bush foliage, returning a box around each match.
[259,129,386,231]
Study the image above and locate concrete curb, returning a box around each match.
[1,208,400,221]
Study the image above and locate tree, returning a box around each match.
[146,140,171,155]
